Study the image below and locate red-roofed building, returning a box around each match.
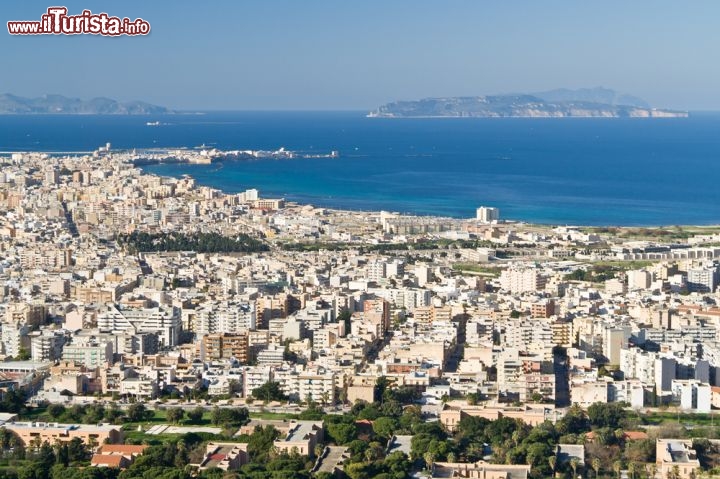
[91,454,130,469]
[97,444,148,455]
[624,431,649,441]
[191,443,248,471]
[91,443,148,469]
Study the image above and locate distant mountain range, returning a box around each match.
[0,94,171,114]
[368,88,688,118]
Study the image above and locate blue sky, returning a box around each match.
[2,1,719,110]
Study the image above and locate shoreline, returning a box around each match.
[138,165,720,232]
[6,144,720,230]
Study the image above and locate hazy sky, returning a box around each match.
[2,1,719,110]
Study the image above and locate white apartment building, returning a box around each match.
[687,263,719,293]
[366,261,386,282]
[274,366,336,404]
[672,379,711,412]
[476,206,500,223]
[1,322,30,358]
[620,348,658,385]
[62,339,113,367]
[194,301,256,336]
[29,330,66,362]
[97,305,182,347]
[370,288,431,312]
[504,320,553,355]
[242,365,273,397]
[499,267,546,294]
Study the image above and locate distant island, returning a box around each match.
[368,87,688,118]
[0,93,171,115]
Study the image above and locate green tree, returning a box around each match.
[186,406,204,424]
[424,451,436,471]
[570,458,580,478]
[365,442,384,463]
[37,442,56,479]
[326,422,358,445]
[47,404,66,420]
[166,407,185,424]
[558,404,591,435]
[66,437,89,463]
[247,425,280,463]
[628,462,637,479]
[345,462,371,479]
[126,403,151,422]
[624,438,655,463]
[0,389,26,414]
[549,456,557,476]
[614,460,623,479]
[84,404,105,424]
[587,402,627,429]
[104,404,123,424]
[372,417,398,440]
[648,463,658,479]
[251,382,287,402]
[375,376,391,403]
[209,407,248,428]
[16,348,31,361]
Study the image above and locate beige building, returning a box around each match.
[440,402,555,432]
[191,442,248,471]
[237,419,323,457]
[4,422,122,448]
[656,439,700,479]
[91,444,148,469]
[431,461,530,479]
[273,420,324,457]
[202,332,249,363]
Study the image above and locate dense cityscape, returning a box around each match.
[1,146,720,479]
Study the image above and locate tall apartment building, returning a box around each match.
[194,301,256,336]
[255,294,302,328]
[531,299,555,319]
[671,379,711,412]
[627,270,652,290]
[273,366,337,404]
[1,322,30,358]
[363,299,390,335]
[505,320,553,353]
[62,338,113,367]
[413,305,453,323]
[550,320,573,348]
[202,332,249,363]
[476,206,500,223]
[5,303,46,328]
[499,267,546,294]
[97,305,182,347]
[366,261,386,282]
[603,325,631,365]
[687,263,720,293]
[29,330,66,362]
[655,357,678,394]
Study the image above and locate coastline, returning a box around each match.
[136,165,720,232]
[6,143,720,229]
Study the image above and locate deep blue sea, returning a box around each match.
[1,111,720,226]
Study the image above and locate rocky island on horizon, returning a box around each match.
[0,93,172,115]
[368,87,689,118]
